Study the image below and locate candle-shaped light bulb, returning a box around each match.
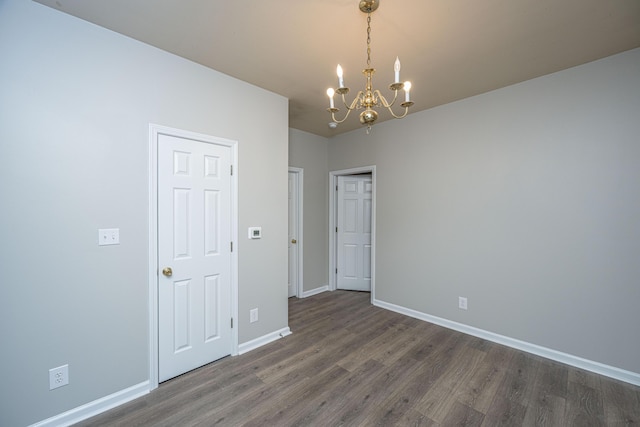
[394,57,401,83]
[337,64,344,88]
[404,81,412,102]
[327,88,335,109]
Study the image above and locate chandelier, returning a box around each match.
[326,0,414,133]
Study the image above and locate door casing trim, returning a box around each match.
[329,166,376,303]
[148,124,239,390]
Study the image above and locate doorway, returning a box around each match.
[148,124,239,389]
[329,166,376,300]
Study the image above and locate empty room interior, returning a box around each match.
[1,0,639,425]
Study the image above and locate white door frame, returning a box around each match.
[329,166,376,302]
[288,167,304,298]
[148,124,239,390]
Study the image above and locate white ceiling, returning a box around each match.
[35,0,640,137]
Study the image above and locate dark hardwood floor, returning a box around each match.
[77,290,640,426]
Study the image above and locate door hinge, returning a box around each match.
[336,268,338,274]
[230,241,233,252]
[231,318,233,328]
[336,185,338,191]
[230,165,233,176]
[336,227,338,233]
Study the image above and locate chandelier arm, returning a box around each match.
[374,90,399,108]
[327,91,362,124]
[385,105,411,119]
[341,91,364,111]
[374,89,411,118]
[330,108,353,124]
[329,91,366,124]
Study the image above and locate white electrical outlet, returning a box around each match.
[98,228,120,246]
[250,308,259,323]
[49,364,69,390]
[458,296,468,310]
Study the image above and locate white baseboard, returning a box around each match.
[373,298,640,387]
[31,326,294,426]
[238,327,292,355]
[30,381,150,427]
[300,284,328,298]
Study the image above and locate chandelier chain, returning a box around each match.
[366,13,372,67]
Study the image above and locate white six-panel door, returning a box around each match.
[337,175,372,291]
[158,133,232,382]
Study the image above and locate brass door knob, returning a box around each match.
[291,239,297,244]
[162,267,173,277]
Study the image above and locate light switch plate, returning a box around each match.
[98,228,120,246]
[248,227,262,239]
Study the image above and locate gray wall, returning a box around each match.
[0,1,288,426]
[328,48,640,375]
[288,129,329,293]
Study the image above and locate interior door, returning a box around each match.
[337,175,372,291]
[158,132,232,382]
[288,171,299,298]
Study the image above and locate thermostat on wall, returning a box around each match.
[248,227,262,239]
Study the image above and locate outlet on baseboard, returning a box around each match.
[250,308,259,323]
[49,364,69,390]
[458,296,468,310]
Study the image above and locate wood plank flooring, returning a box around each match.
[76,291,640,426]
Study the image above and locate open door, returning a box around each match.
[336,175,372,291]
